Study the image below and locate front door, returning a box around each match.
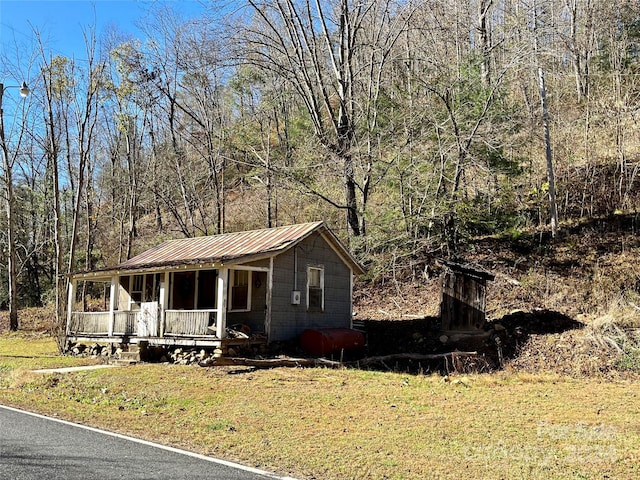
[138,301,159,337]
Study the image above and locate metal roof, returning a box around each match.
[76,222,364,278]
[438,259,495,281]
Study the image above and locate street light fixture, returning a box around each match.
[0,81,30,114]
[19,82,30,98]
[0,81,30,101]
[0,80,30,331]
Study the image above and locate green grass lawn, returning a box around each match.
[1,334,638,480]
[0,332,103,372]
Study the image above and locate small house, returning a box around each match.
[66,222,364,349]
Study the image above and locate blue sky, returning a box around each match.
[0,0,207,62]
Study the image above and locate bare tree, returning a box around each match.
[113,8,230,237]
[558,0,596,102]
[37,43,68,341]
[240,0,410,236]
[533,0,559,238]
[537,66,558,237]
[0,83,31,330]
[0,44,33,330]
[478,0,494,87]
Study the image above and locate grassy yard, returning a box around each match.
[0,332,101,370]
[1,334,638,480]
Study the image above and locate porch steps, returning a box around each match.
[111,345,141,365]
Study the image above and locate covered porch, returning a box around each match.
[67,263,270,348]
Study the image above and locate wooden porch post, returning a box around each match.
[194,270,199,308]
[66,278,76,336]
[159,271,168,337]
[216,267,228,339]
[265,257,273,341]
[349,270,354,329]
[108,276,117,336]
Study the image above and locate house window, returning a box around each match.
[144,273,160,302]
[307,266,324,312]
[230,269,251,311]
[130,274,144,309]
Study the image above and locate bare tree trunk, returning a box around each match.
[84,160,96,273]
[533,0,559,238]
[537,67,559,238]
[146,118,164,233]
[343,153,360,236]
[0,83,28,331]
[125,136,137,259]
[38,46,67,346]
[563,0,594,102]
[68,33,102,276]
[3,162,18,331]
[478,0,493,87]
[53,150,66,345]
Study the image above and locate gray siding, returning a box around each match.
[269,232,353,341]
[242,258,270,269]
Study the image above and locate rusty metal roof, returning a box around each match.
[78,222,364,277]
[438,259,495,281]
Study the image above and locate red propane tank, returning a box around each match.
[300,328,365,356]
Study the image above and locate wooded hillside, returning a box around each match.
[0,0,639,330]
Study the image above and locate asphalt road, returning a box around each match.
[0,405,297,480]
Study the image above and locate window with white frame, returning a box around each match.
[127,273,160,310]
[230,269,251,311]
[307,266,324,312]
[130,274,144,310]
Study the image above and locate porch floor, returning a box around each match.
[66,334,268,350]
[66,334,223,348]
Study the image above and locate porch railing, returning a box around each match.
[114,311,137,335]
[69,311,110,334]
[164,309,217,336]
[68,309,218,337]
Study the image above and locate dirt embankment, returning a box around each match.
[353,215,640,377]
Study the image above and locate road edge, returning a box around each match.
[0,404,300,480]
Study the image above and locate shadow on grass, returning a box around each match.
[0,355,59,359]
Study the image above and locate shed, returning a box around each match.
[66,222,364,348]
[439,260,495,332]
